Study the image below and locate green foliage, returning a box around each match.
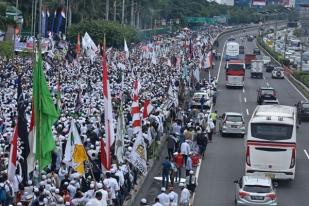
[68,20,138,47]
[294,71,309,87]
[0,16,17,30]
[0,41,13,59]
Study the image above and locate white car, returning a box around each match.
[271,67,284,79]
[219,112,245,137]
[234,176,278,206]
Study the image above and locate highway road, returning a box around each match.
[194,28,309,205]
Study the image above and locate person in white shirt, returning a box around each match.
[168,187,178,205]
[86,191,102,206]
[103,171,120,205]
[180,140,190,166]
[96,183,108,206]
[152,197,164,206]
[157,187,170,206]
[179,183,191,206]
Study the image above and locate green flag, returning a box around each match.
[33,51,59,170]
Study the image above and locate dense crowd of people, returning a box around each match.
[0,24,224,206]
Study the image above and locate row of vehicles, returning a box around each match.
[223,35,296,206]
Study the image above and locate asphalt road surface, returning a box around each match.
[193,28,309,206]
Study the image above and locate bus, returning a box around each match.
[225,60,245,87]
[245,105,297,180]
[225,41,240,61]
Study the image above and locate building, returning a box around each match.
[214,0,235,6]
[299,3,309,35]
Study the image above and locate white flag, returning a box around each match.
[128,131,147,175]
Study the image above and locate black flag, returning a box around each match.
[17,75,30,183]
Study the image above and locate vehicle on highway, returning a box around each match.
[265,64,275,73]
[253,48,261,55]
[191,91,211,110]
[262,55,271,65]
[257,87,279,105]
[219,112,245,137]
[234,176,278,206]
[244,54,256,69]
[239,45,245,54]
[271,67,284,79]
[247,35,254,42]
[251,60,264,79]
[225,60,245,88]
[225,41,240,61]
[296,100,309,121]
[245,105,297,180]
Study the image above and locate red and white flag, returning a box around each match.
[27,104,36,174]
[131,80,141,134]
[8,123,18,183]
[101,39,115,170]
[142,99,154,119]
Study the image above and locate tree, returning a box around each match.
[0,41,13,60]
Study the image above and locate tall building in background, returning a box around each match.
[299,3,309,35]
[252,0,267,6]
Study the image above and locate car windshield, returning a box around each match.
[251,123,293,140]
[227,64,243,70]
[302,103,309,109]
[261,90,274,95]
[226,115,242,122]
[243,185,272,193]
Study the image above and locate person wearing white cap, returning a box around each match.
[85,191,103,206]
[152,197,164,206]
[157,187,170,206]
[140,198,149,206]
[179,183,190,206]
[185,170,197,193]
[96,182,108,206]
[168,187,178,206]
[103,171,120,205]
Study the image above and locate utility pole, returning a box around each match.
[34,0,37,37]
[31,0,34,36]
[38,0,42,37]
[16,0,18,9]
[121,0,125,25]
[130,0,134,27]
[284,30,288,59]
[113,0,117,21]
[106,0,110,21]
[273,13,278,50]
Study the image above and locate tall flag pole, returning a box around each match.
[27,103,36,175]
[101,34,115,170]
[33,45,59,170]
[56,71,62,113]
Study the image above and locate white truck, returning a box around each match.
[251,60,264,79]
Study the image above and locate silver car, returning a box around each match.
[234,176,278,206]
[219,112,245,137]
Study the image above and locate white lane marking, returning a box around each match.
[246,109,249,115]
[244,97,247,103]
[266,82,270,87]
[263,76,266,80]
[243,88,245,93]
[304,149,309,160]
[217,40,227,80]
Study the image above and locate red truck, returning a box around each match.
[244,54,256,69]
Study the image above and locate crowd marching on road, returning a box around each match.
[0,20,224,206]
